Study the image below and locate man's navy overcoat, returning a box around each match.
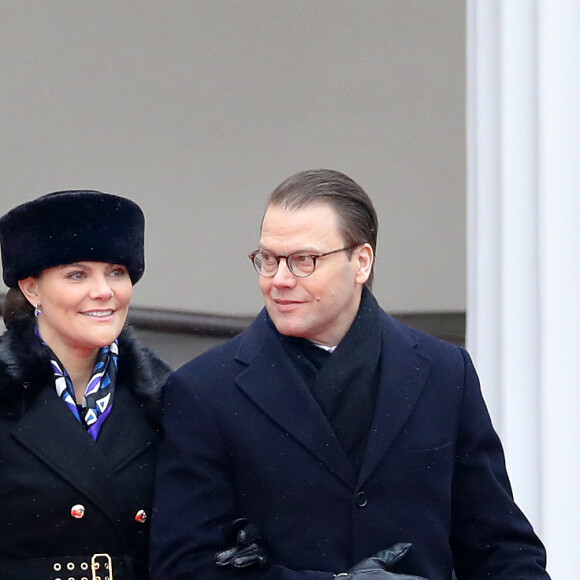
[151,307,548,580]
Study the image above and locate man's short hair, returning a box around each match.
[267,169,379,287]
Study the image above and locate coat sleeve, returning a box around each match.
[449,348,550,579]
[149,367,334,580]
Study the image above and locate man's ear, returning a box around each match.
[18,277,40,307]
[354,243,374,285]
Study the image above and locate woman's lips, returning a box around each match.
[82,309,115,319]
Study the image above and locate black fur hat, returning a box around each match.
[0,190,145,287]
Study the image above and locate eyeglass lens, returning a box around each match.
[253,252,315,277]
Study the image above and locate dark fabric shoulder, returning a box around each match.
[379,308,464,359]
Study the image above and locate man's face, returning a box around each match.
[258,203,372,347]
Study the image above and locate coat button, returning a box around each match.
[70,504,85,519]
[135,509,147,523]
[355,491,368,508]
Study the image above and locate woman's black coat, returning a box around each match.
[0,318,170,579]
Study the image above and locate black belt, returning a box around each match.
[0,553,145,580]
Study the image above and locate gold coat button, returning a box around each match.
[135,509,147,523]
[71,504,85,519]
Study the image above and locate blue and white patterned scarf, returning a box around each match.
[37,328,119,440]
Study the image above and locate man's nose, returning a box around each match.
[271,258,297,287]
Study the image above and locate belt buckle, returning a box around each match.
[91,553,114,580]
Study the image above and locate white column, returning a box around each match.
[467,1,580,577]
[466,0,503,423]
[467,0,541,520]
[537,2,580,577]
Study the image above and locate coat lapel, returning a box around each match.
[96,385,158,472]
[235,315,356,487]
[235,310,432,489]
[11,384,150,526]
[357,313,432,486]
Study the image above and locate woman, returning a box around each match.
[0,190,170,579]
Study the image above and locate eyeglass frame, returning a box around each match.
[248,244,361,278]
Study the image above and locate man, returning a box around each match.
[150,169,549,579]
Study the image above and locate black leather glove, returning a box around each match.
[215,518,271,569]
[335,543,428,580]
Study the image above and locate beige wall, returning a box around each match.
[0,1,466,317]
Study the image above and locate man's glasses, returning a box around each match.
[249,245,358,278]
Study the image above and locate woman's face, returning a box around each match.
[19,261,133,359]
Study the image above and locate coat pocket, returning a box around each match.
[389,441,453,468]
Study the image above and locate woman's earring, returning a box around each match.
[34,304,42,317]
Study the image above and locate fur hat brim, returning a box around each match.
[0,190,145,287]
